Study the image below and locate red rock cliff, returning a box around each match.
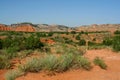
[14,24,35,32]
[0,24,12,31]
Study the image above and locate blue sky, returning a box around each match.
[0,0,120,27]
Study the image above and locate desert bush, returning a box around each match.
[19,58,42,72]
[40,55,58,71]
[93,57,107,69]
[0,39,2,49]
[17,53,91,74]
[25,35,44,50]
[112,36,120,51]
[36,32,47,37]
[3,46,20,59]
[114,30,120,34]
[71,31,76,34]
[48,32,54,36]
[17,50,33,58]
[5,69,24,80]
[75,56,91,70]
[88,41,97,46]
[78,39,86,46]
[57,53,74,72]
[2,37,12,48]
[64,38,73,44]
[103,38,113,46]
[75,35,81,40]
[88,45,107,50]
[0,55,11,69]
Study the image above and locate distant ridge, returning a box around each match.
[0,23,120,32]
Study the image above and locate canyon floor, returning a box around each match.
[1,49,120,80]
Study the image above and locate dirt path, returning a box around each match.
[16,49,120,80]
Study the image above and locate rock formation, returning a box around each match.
[0,24,12,31]
[0,23,120,32]
[14,24,35,32]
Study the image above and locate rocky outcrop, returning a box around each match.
[0,24,35,32]
[14,24,35,32]
[76,24,120,33]
[0,24,12,31]
[0,23,120,32]
[34,24,69,32]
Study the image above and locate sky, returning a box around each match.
[0,0,120,27]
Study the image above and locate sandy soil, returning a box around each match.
[1,49,120,80]
[0,70,7,80]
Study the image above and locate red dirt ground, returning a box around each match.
[0,49,120,80]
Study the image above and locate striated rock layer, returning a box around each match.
[0,24,12,31]
[0,24,35,32]
[0,23,120,32]
[14,24,35,32]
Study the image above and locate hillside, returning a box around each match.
[75,24,120,33]
[0,23,120,32]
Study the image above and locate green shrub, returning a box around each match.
[78,39,86,46]
[75,56,91,70]
[103,38,113,46]
[48,32,54,36]
[5,69,24,80]
[88,41,96,46]
[2,37,12,48]
[57,53,74,72]
[114,30,120,34]
[71,31,76,34]
[93,57,107,69]
[17,50,33,58]
[19,58,42,72]
[4,46,20,59]
[40,55,58,71]
[88,45,107,50]
[0,39,2,49]
[75,35,81,40]
[17,53,92,74]
[113,36,120,51]
[0,55,11,69]
[25,35,44,50]
[36,32,47,37]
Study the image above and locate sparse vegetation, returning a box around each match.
[18,58,42,72]
[75,35,81,40]
[114,30,120,34]
[5,69,24,80]
[0,30,119,80]
[17,53,91,76]
[112,36,120,51]
[57,53,74,72]
[0,55,11,69]
[24,35,44,50]
[93,57,107,69]
[103,38,113,46]
[75,56,91,70]
[78,39,86,46]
